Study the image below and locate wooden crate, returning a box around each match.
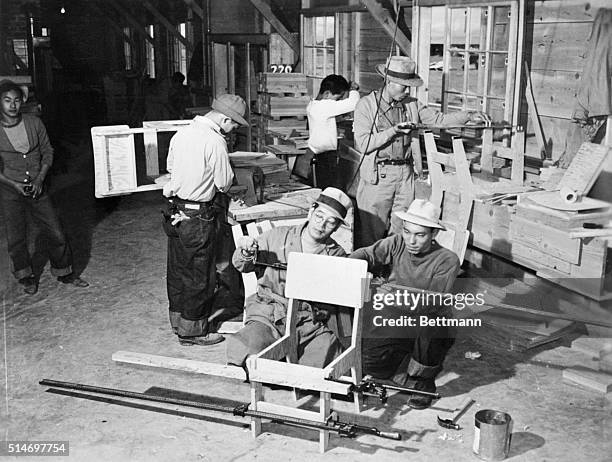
[255,94,309,118]
[258,72,308,95]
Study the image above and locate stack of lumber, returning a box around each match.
[229,151,290,185]
[251,73,309,151]
[562,336,612,393]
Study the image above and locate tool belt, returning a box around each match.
[376,159,410,166]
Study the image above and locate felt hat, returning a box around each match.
[212,93,248,126]
[375,56,423,87]
[394,199,446,230]
[0,79,29,103]
[314,187,352,225]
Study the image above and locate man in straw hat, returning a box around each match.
[0,79,89,295]
[353,56,491,248]
[350,199,460,409]
[227,187,354,369]
[162,94,248,346]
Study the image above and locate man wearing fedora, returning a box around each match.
[353,56,491,248]
[350,199,460,409]
[0,79,89,295]
[162,94,248,346]
[226,187,353,369]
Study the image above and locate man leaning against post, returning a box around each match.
[350,199,460,409]
[353,56,491,247]
[226,187,354,369]
[162,94,248,347]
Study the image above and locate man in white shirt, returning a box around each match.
[162,94,247,346]
[306,75,360,188]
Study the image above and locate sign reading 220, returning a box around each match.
[269,64,293,73]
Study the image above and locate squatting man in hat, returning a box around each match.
[350,199,460,409]
[353,56,491,247]
[162,94,248,347]
[226,187,353,369]
[0,79,89,295]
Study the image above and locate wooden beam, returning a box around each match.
[141,0,193,52]
[107,0,154,46]
[249,0,299,54]
[90,2,137,50]
[183,0,204,19]
[361,0,411,56]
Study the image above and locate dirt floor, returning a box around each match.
[1,139,611,461]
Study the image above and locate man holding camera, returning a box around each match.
[0,79,87,295]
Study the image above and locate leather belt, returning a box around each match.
[377,159,409,166]
[168,197,214,210]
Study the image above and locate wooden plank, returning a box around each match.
[527,22,592,72]
[510,242,572,274]
[571,337,612,358]
[528,0,608,24]
[524,63,546,158]
[361,0,412,56]
[249,0,299,54]
[142,0,193,52]
[255,402,325,422]
[182,0,204,19]
[509,215,581,264]
[563,367,612,393]
[112,351,247,381]
[247,358,352,394]
[557,143,611,196]
[107,0,154,46]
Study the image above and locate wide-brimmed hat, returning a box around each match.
[0,79,29,103]
[394,199,445,230]
[376,56,423,87]
[314,187,352,225]
[212,94,248,126]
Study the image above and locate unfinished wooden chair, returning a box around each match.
[423,132,473,262]
[246,252,369,452]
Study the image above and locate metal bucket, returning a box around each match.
[473,409,512,461]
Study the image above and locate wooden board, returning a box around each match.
[112,351,247,381]
[570,337,612,359]
[563,367,612,393]
[526,190,612,212]
[557,143,611,195]
[509,215,581,264]
[91,125,138,198]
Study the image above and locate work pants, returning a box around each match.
[0,186,73,280]
[356,164,414,248]
[163,199,218,337]
[311,150,339,189]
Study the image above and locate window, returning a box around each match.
[123,27,133,71]
[12,39,28,68]
[145,24,156,78]
[303,16,336,88]
[414,2,521,128]
[302,14,356,94]
[170,22,188,77]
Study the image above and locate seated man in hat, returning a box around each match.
[353,56,491,247]
[227,187,353,369]
[349,199,460,409]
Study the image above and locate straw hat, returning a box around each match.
[375,56,423,87]
[314,187,352,225]
[394,199,445,230]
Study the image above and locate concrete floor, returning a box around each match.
[0,140,611,461]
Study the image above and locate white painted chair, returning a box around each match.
[246,252,369,453]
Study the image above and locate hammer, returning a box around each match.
[437,397,475,430]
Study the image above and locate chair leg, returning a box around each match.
[319,392,331,453]
[250,381,263,437]
[351,365,362,413]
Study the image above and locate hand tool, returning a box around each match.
[39,379,401,441]
[437,397,475,430]
[351,379,441,404]
[254,260,287,270]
